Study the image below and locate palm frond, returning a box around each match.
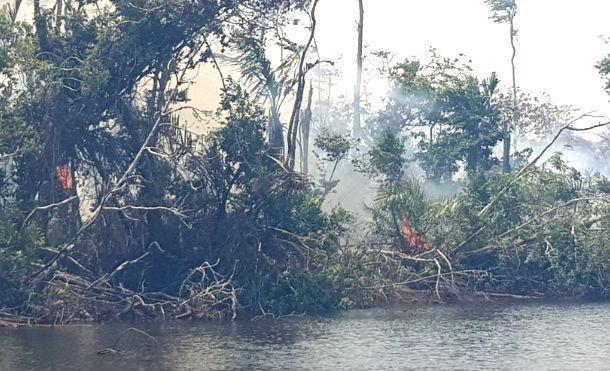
[230,35,277,104]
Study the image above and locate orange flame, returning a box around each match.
[56,164,74,191]
[401,215,432,251]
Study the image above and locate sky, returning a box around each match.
[3,0,610,116]
[314,0,610,116]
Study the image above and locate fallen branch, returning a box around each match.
[479,114,610,217]
[97,327,158,356]
[20,195,78,233]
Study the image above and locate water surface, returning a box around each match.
[1,301,609,370]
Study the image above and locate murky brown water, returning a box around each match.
[1,301,609,370]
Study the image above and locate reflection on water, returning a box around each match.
[1,301,609,370]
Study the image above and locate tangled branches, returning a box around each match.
[339,243,484,306]
[14,262,238,326]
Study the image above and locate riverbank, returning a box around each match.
[2,279,605,329]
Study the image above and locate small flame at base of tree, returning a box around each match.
[55,164,73,191]
[401,215,432,252]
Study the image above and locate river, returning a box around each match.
[1,300,609,370]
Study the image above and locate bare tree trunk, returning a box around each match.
[269,107,284,157]
[55,0,63,32]
[509,14,518,163]
[300,84,314,174]
[503,10,517,174]
[67,159,82,232]
[502,110,511,173]
[353,0,364,139]
[7,0,23,23]
[286,0,320,170]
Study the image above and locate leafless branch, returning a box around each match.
[479,114,610,217]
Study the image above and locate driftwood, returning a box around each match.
[0,312,36,328]
[96,327,159,356]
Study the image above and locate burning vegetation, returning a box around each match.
[1,0,609,326]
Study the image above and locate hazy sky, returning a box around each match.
[315,0,610,116]
[4,0,610,116]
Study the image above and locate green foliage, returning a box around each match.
[315,129,353,163]
[431,157,609,297]
[0,205,45,308]
[366,130,433,248]
[363,138,609,300]
[367,129,406,183]
[0,0,608,323]
[371,55,503,182]
[103,84,352,315]
[0,8,34,74]
[0,9,39,161]
[248,270,339,315]
[80,53,111,98]
[418,72,501,180]
[312,128,357,195]
[371,179,431,246]
[485,0,517,24]
[0,0,343,320]
[597,55,610,92]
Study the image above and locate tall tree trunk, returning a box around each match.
[55,0,63,32]
[33,0,50,54]
[300,84,314,174]
[67,159,82,232]
[509,14,518,169]
[353,0,364,139]
[285,0,320,170]
[503,10,517,174]
[502,111,511,173]
[269,106,285,158]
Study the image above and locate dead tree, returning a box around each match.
[353,0,364,139]
[285,0,320,170]
[486,0,518,173]
[300,84,314,174]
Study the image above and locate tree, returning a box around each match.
[353,0,364,139]
[0,0,361,319]
[314,126,355,195]
[300,84,314,173]
[366,129,431,253]
[417,73,502,181]
[233,35,300,156]
[597,52,610,92]
[371,54,503,182]
[486,0,518,173]
[286,0,321,170]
